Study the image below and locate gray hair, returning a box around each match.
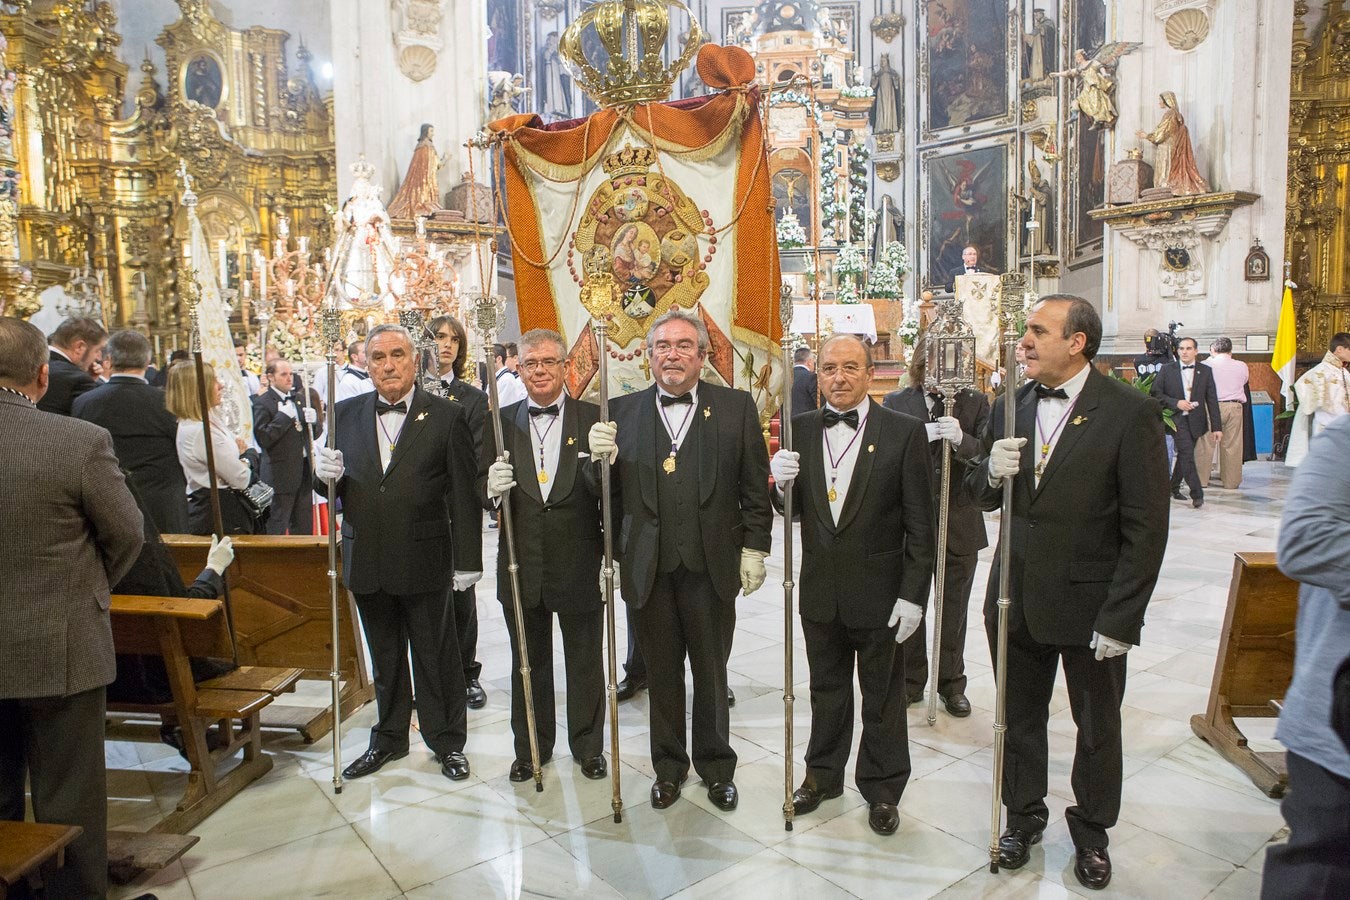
[518,328,567,359]
[0,317,48,386]
[367,323,415,352]
[649,307,709,354]
[1211,336,1233,354]
[106,330,152,371]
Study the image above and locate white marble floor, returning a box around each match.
[105,463,1293,899]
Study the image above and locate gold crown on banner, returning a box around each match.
[559,0,705,108]
[601,145,657,178]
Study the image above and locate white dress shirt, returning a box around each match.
[655,384,699,451]
[1032,362,1091,487]
[375,387,415,472]
[335,365,376,404]
[495,367,527,407]
[177,416,252,492]
[527,393,565,502]
[1180,364,1195,403]
[821,399,869,523]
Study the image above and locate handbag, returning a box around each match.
[187,482,273,535]
[238,481,275,518]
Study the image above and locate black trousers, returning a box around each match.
[623,614,645,681]
[903,549,978,698]
[353,588,466,758]
[802,616,913,805]
[502,602,605,763]
[631,566,736,784]
[453,586,482,683]
[1170,422,1203,499]
[988,617,1126,849]
[266,481,314,535]
[1261,751,1350,899]
[0,687,108,899]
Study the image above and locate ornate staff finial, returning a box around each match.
[472,292,504,345]
[779,283,795,335]
[177,159,197,207]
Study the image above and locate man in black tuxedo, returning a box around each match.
[430,314,490,710]
[946,245,997,290]
[73,329,188,533]
[253,357,320,534]
[588,308,771,812]
[37,316,107,416]
[1150,336,1220,508]
[314,324,483,782]
[481,328,607,782]
[770,334,934,836]
[967,295,1169,890]
[883,352,989,716]
[791,346,818,417]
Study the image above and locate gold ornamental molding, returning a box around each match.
[1088,190,1259,226]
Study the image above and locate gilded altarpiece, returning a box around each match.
[0,0,334,340]
[1286,0,1350,357]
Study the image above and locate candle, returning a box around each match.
[299,236,309,256]
[258,256,267,299]
[218,240,228,288]
[139,271,147,291]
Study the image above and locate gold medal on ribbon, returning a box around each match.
[538,470,549,484]
[827,487,838,502]
[663,455,677,474]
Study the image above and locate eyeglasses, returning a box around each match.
[652,340,700,357]
[819,363,866,377]
[520,358,563,372]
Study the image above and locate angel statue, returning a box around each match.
[487,71,530,124]
[1050,42,1139,129]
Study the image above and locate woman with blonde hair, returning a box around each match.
[165,361,261,534]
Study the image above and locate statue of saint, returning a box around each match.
[387,124,445,220]
[540,33,572,120]
[870,53,901,135]
[1136,91,1210,196]
[1022,8,1056,85]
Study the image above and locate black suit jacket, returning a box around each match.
[791,365,819,417]
[37,350,97,416]
[1151,361,1221,439]
[441,377,488,458]
[72,376,187,534]
[252,388,322,493]
[782,400,936,629]
[609,382,772,607]
[326,388,482,595]
[479,398,602,613]
[966,368,1170,646]
[882,386,990,556]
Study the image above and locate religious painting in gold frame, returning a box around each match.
[918,132,1015,291]
[181,50,226,110]
[918,0,1016,143]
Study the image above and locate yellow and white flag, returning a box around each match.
[1271,279,1297,407]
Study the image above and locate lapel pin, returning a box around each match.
[867,444,875,453]
[703,407,711,418]
[416,411,428,422]
[447,394,457,402]
[1072,415,1087,426]
[567,436,576,445]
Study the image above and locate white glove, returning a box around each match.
[206,535,234,575]
[1091,632,1131,661]
[303,407,317,424]
[588,421,617,460]
[888,599,924,644]
[315,447,345,481]
[936,416,964,446]
[740,548,767,595]
[987,437,1026,485]
[770,449,800,486]
[453,571,482,591]
[486,452,516,499]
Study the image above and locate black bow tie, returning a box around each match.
[659,393,693,406]
[375,399,407,415]
[1034,384,1069,400]
[1181,364,1195,370]
[822,408,859,429]
[528,404,559,417]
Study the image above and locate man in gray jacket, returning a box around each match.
[0,317,144,898]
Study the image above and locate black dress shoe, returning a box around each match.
[906,691,924,706]
[342,748,407,779]
[508,759,533,782]
[580,755,607,780]
[616,676,647,701]
[439,750,470,781]
[868,801,900,835]
[942,693,972,717]
[1074,847,1112,890]
[707,781,738,811]
[650,776,685,809]
[1171,488,1186,500]
[997,827,1044,870]
[727,686,736,707]
[791,780,844,815]
[466,679,487,709]
[1192,495,1204,508]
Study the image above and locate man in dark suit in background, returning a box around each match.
[0,317,144,899]
[770,334,935,836]
[791,346,818,416]
[968,295,1169,890]
[883,345,989,717]
[73,329,188,534]
[589,308,772,813]
[429,314,490,710]
[1151,336,1220,508]
[37,316,107,415]
[481,329,607,782]
[946,245,997,291]
[253,357,320,534]
[314,324,482,782]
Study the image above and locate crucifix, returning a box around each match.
[638,346,652,381]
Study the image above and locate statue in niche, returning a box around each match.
[1022,8,1056,86]
[1050,43,1138,129]
[872,194,904,262]
[487,71,529,123]
[1021,158,1054,256]
[1135,91,1210,196]
[387,123,445,220]
[870,53,901,135]
[540,32,572,120]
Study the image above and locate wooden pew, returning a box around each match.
[1190,551,1299,798]
[163,535,374,742]
[108,594,301,834]
[0,822,80,899]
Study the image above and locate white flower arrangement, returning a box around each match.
[776,211,807,249]
[839,84,875,99]
[834,242,866,277]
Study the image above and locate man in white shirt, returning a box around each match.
[334,339,376,405]
[493,342,527,408]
